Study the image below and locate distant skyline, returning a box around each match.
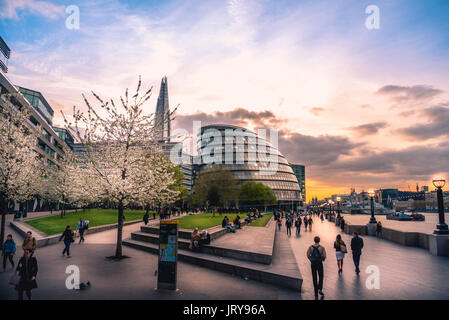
[1,0,449,200]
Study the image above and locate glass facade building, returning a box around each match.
[195,124,301,208]
[290,164,306,206]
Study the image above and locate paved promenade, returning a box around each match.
[342,212,449,235]
[289,216,449,299]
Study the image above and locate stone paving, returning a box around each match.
[342,212,449,235]
[289,215,449,300]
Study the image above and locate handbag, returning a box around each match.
[9,272,20,286]
[340,244,348,253]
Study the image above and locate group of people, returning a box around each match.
[277,213,314,237]
[306,231,365,299]
[59,217,90,258]
[221,216,238,233]
[189,228,211,252]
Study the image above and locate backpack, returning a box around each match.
[309,246,322,263]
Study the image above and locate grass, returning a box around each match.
[248,214,273,227]
[25,209,148,235]
[175,213,245,230]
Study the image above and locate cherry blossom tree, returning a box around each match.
[63,77,177,259]
[0,95,44,249]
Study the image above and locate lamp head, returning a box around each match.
[433,178,446,189]
[336,196,341,202]
[368,190,375,198]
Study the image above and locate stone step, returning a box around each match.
[122,238,301,291]
[140,224,235,241]
[131,231,272,264]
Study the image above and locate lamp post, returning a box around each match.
[336,196,341,219]
[369,190,376,223]
[433,178,449,234]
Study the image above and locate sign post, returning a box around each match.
[157,219,179,290]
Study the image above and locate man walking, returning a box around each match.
[295,217,302,236]
[350,232,364,274]
[286,218,292,237]
[307,236,326,299]
[76,218,89,244]
[22,232,37,255]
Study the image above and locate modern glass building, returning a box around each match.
[195,124,301,209]
[0,36,10,73]
[290,164,306,206]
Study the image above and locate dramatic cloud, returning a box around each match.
[376,84,443,104]
[348,122,388,137]
[0,0,65,19]
[278,131,362,167]
[173,108,287,132]
[396,105,449,140]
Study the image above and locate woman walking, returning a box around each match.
[16,249,38,300]
[334,234,347,274]
[2,234,16,272]
[308,216,313,231]
[59,225,74,258]
[303,216,308,231]
[277,218,282,231]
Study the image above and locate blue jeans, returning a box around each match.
[296,226,300,235]
[63,241,71,256]
[226,225,235,233]
[353,253,361,272]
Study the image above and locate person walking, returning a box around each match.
[153,211,156,220]
[59,225,75,258]
[76,218,89,244]
[143,212,149,225]
[22,232,37,255]
[303,216,308,231]
[350,232,364,274]
[340,217,345,232]
[2,234,16,272]
[277,218,282,231]
[295,217,302,236]
[320,213,324,222]
[286,218,292,237]
[334,234,347,274]
[16,249,38,300]
[307,236,326,299]
[308,216,313,231]
[376,221,382,237]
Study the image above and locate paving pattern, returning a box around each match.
[289,216,449,299]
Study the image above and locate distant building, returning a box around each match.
[0,36,10,73]
[155,76,170,142]
[290,164,306,206]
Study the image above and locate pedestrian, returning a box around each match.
[350,232,364,274]
[286,218,292,237]
[76,217,89,244]
[307,236,326,299]
[334,234,347,275]
[308,216,313,231]
[153,211,156,220]
[16,249,38,300]
[376,221,382,237]
[277,218,282,231]
[303,216,308,230]
[340,217,345,232]
[59,225,75,258]
[295,217,302,236]
[320,213,324,222]
[22,231,37,255]
[2,234,16,272]
[143,212,149,225]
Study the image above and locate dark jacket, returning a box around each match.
[16,256,38,290]
[59,229,74,243]
[351,236,364,255]
[2,240,16,254]
[143,214,149,222]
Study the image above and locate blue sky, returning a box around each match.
[1,0,449,197]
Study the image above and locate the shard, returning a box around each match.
[155,76,170,142]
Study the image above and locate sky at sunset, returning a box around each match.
[1,0,449,201]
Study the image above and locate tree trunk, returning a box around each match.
[0,199,7,250]
[115,200,124,258]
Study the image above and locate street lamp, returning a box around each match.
[433,178,449,234]
[369,190,376,223]
[336,196,341,219]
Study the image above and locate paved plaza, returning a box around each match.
[1,212,449,299]
[290,215,449,300]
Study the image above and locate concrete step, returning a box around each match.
[122,238,301,291]
[131,231,272,264]
[140,224,231,241]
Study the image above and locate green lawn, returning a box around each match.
[248,214,273,227]
[25,209,148,235]
[176,213,245,230]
